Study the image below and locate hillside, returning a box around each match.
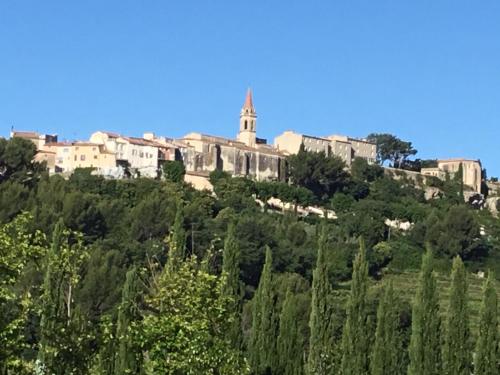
[1,136,499,374]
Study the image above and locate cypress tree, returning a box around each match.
[474,272,499,375]
[443,256,471,375]
[371,282,401,375]
[249,247,277,374]
[341,238,370,375]
[38,221,66,373]
[407,249,442,375]
[456,163,464,201]
[277,289,304,375]
[114,266,142,374]
[307,227,335,374]
[222,221,243,349]
[167,201,185,272]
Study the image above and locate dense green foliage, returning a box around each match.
[222,222,243,349]
[161,160,185,184]
[1,136,500,374]
[407,250,442,375]
[114,266,142,374]
[367,133,417,168]
[443,257,471,375]
[340,240,370,375]
[277,290,304,375]
[249,247,278,374]
[306,228,335,374]
[474,272,499,375]
[370,282,403,375]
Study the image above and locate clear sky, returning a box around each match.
[1,1,499,175]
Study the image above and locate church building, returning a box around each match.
[180,90,286,186]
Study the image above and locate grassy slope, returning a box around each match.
[383,271,500,337]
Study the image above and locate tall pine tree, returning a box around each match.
[341,238,370,375]
[277,289,304,375]
[407,249,442,375]
[114,266,142,374]
[249,247,277,374]
[307,226,335,374]
[443,256,471,375]
[474,272,499,375]
[222,221,243,349]
[371,282,402,375]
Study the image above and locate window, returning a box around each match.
[63,148,69,153]
[140,152,144,158]
[74,155,77,161]
[80,155,86,161]
[94,155,98,159]
[244,120,248,130]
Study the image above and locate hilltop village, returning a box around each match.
[3,91,500,375]
[10,90,487,196]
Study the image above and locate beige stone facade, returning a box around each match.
[327,135,353,165]
[184,171,214,191]
[346,137,377,164]
[180,90,286,183]
[42,142,116,174]
[34,150,57,172]
[10,131,58,149]
[421,159,482,193]
[90,131,178,177]
[181,132,285,181]
[274,131,376,166]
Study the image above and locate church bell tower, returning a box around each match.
[237,89,257,147]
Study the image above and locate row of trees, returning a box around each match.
[248,231,500,374]
[3,205,497,374]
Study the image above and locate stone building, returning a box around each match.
[179,90,286,187]
[90,131,178,177]
[421,158,482,193]
[10,130,58,149]
[274,130,377,166]
[42,141,116,174]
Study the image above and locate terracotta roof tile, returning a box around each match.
[242,89,254,110]
[12,131,40,138]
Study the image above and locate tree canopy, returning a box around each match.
[367,133,417,168]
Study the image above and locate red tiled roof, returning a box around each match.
[438,158,481,164]
[12,131,40,138]
[45,141,101,147]
[102,131,121,138]
[242,88,254,110]
[45,142,73,147]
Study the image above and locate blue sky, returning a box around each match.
[1,1,499,175]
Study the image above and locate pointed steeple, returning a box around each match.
[238,89,257,147]
[243,88,254,111]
